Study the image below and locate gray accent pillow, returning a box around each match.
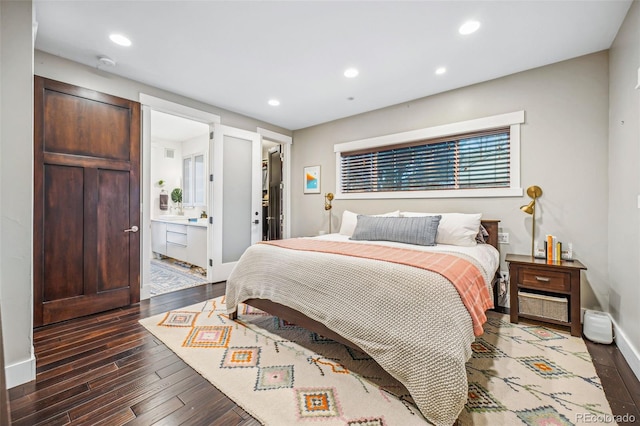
[350,215,442,246]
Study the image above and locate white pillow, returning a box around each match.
[400,212,482,246]
[339,210,400,236]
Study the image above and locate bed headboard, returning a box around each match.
[481,219,502,309]
[480,219,500,253]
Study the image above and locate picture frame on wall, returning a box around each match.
[303,165,321,194]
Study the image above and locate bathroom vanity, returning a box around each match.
[151,217,207,269]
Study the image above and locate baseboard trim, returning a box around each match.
[140,283,151,301]
[5,353,36,389]
[610,316,640,382]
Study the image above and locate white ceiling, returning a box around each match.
[34,1,631,131]
[151,110,209,143]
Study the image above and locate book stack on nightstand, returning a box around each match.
[506,254,587,337]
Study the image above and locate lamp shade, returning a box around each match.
[520,200,535,215]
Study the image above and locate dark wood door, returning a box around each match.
[34,77,141,327]
[267,147,282,240]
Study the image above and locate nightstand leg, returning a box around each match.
[508,264,519,323]
[570,271,582,337]
[571,323,581,337]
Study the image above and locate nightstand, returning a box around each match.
[506,254,587,337]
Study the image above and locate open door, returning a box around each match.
[211,124,262,282]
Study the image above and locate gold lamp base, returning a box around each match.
[520,185,543,257]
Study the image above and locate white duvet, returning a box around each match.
[226,234,499,425]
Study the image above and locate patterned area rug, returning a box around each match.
[139,297,614,426]
[149,258,208,296]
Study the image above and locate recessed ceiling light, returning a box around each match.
[435,67,447,75]
[344,68,359,78]
[268,99,280,106]
[459,20,481,35]
[109,33,132,47]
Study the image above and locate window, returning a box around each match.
[341,129,509,192]
[182,153,205,206]
[334,111,524,199]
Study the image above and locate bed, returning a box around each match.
[226,213,500,426]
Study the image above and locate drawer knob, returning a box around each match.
[535,276,550,282]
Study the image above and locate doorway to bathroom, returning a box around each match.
[140,96,221,299]
[139,95,292,298]
[148,110,211,297]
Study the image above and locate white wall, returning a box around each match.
[291,52,610,315]
[608,0,640,378]
[1,0,35,387]
[150,134,209,219]
[150,139,183,218]
[182,134,208,157]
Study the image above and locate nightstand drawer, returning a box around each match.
[521,268,570,292]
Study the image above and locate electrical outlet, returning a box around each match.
[497,232,509,244]
[499,270,509,283]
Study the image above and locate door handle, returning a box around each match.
[252,220,259,224]
[124,225,139,233]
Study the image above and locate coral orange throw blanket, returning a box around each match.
[262,238,493,336]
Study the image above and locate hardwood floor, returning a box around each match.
[9,283,259,426]
[585,339,640,422]
[8,284,640,425]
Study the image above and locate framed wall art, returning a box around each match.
[303,165,320,194]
